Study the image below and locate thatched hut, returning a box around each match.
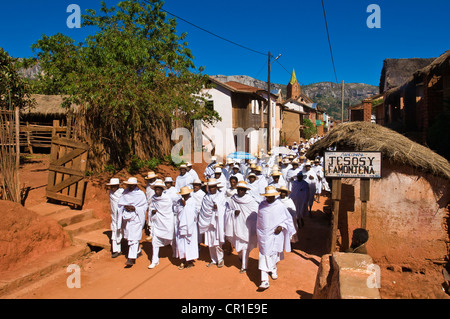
[20,94,69,125]
[307,122,450,272]
[379,58,435,94]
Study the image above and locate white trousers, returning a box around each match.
[209,245,224,264]
[111,229,122,253]
[151,237,172,264]
[128,240,141,259]
[238,249,250,270]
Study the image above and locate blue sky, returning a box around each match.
[1,0,450,87]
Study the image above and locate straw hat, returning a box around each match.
[186,162,193,167]
[214,167,223,174]
[271,170,282,176]
[106,178,120,186]
[255,166,263,172]
[144,171,158,180]
[190,178,203,185]
[164,177,174,183]
[124,177,139,185]
[276,186,290,194]
[247,172,258,179]
[232,164,240,170]
[236,181,251,190]
[210,156,217,162]
[250,163,257,169]
[177,186,193,196]
[305,160,312,166]
[150,179,166,189]
[261,186,280,197]
[206,178,223,187]
[179,164,187,169]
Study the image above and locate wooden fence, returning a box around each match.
[19,120,69,153]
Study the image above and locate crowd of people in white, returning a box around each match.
[107,136,328,289]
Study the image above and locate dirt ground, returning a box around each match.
[2,154,450,299]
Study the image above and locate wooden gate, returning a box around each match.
[46,136,89,208]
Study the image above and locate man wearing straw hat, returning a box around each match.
[225,181,258,273]
[144,171,158,241]
[204,155,217,180]
[174,186,199,269]
[118,177,148,268]
[257,186,296,290]
[107,178,124,258]
[198,178,226,268]
[290,172,310,227]
[175,164,194,192]
[148,179,175,269]
[185,162,199,181]
[277,186,299,243]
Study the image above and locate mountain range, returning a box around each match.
[211,75,379,120]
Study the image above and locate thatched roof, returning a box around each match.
[379,58,435,93]
[306,122,450,180]
[21,94,78,117]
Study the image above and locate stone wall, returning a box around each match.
[313,252,381,299]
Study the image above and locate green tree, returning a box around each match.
[0,48,34,110]
[29,0,220,169]
[302,118,317,140]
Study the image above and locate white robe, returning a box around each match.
[174,197,199,261]
[109,187,124,245]
[290,179,310,218]
[225,193,258,253]
[117,187,148,242]
[191,189,206,215]
[187,168,199,181]
[198,191,227,247]
[303,169,317,207]
[279,196,299,243]
[175,173,194,192]
[286,167,301,191]
[204,162,216,179]
[257,199,295,257]
[150,192,175,243]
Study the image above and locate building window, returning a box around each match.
[205,100,214,111]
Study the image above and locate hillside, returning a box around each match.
[211,75,378,120]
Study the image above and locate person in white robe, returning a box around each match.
[186,162,199,182]
[213,167,228,189]
[198,178,226,268]
[204,156,217,180]
[148,179,175,269]
[268,170,286,189]
[303,161,317,214]
[229,164,244,182]
[175,164,194,192]
[257,186,296,290]
[277,186,299,243]
[190,179,206,245]
[312,159,324,203]
[107,178,124,258]
[117,177,148,267]
[174,187,199,269]
[225,181,258,273]
[144,171,158,241]
[285,160,301,191]
[246,173,264,204]
[164,177,180,206]
[225,176,238,200]
[290,172,310,226]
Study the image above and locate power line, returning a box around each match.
[143,1,267,57]
[320,0,338,83]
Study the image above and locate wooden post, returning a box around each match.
[360,178,370,229]
[330,178,342,253]
[14,106,20,203]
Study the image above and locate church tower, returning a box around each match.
[286,69,302,100]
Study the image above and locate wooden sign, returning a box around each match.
[324,151,382,179]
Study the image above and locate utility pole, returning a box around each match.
[267,51,271,152]
[341,80,345,122]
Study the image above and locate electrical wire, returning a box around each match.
[320,0,339,83]
[142,0,267,57]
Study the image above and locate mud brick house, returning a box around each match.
[306,121,450,279]
[200,77,281,158]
